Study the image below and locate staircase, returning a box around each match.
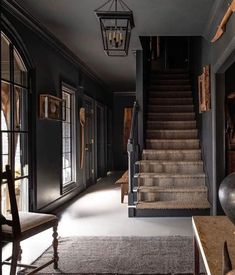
[134,69,211,217]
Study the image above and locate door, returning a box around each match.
[83,95,95,186]
[107,108,113,171]
[164,37,189,69]
[96,102,106,178]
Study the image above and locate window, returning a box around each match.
[1,32,29,214]
[62,85,76,188]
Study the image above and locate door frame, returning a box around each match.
[83,94,95,186]
[95,101,107,179]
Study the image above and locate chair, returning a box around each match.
[1,165,59,275]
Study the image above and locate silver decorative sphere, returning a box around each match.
[219,172,235,225]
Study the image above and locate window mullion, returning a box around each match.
[9,43,15,172]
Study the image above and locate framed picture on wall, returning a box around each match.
[39,94,65,121]
[198,65,211,113]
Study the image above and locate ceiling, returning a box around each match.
[15,0,215,92]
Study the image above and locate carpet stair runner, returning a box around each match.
[134,69,210,215]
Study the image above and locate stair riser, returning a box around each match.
[142,150,201,161]
[148,92,192,98]
[147,113,195,121]
[138,163,203,173]
[149,98,193,105]
[151,80,190,85]
[138,190,207,202]
[146,130,198,139]
[147,121,196,130]
[150,85,191,91]
[151,74,189,80]
[137,177,205,187]
[146,140,200,149]
[152,69,189,74]
[148,106,194,113]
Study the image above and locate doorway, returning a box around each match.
[83,95,95,186]
[96,102,106,179]
[151,36,190,70]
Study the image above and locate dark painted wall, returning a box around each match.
[190,37,214,207]
[189,5,235,213]
[113,93,135,170]
[2,6,112,211]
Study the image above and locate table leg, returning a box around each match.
[194,236,200,275]
[121,184,124,203]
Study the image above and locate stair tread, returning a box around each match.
[136,160,203,164]
[138,186,207,192]
[148,104,194,107]
[135,172,205,178]
[136,200,211,209]
[148,112,195,115]
[147,121,196,123]
[146,139,199,142]
[148,90,192,95]
[143,149,201,153]
[146,129,198,132]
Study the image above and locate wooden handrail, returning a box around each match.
[128,101,139,142]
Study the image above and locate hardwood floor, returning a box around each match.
[2,171,192,274]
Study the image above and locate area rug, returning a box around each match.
[33,236,200,275]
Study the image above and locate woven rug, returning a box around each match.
[32,236,200,275]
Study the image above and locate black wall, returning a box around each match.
[2,5,112,211]
[190,37,214,208]
[113,93,135,171]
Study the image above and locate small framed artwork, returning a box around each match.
[39,94,65,121]
[198,65,211,113]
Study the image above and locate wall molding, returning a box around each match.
[213,35,235,73]
[2,0,107,89]
[114,91,136,97]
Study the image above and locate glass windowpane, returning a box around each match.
[1,178,28,216]
[63,138,71,153]
[66,108,71,123]
[14,49,27,86]
[1,81,11,130]
[15,178,29,212]
[63,153,71,169]
[63,123,71,138]
[63,168,71,184]
[14,133,28,178]
[14,87,28,131]
[2,133,9,155]
[2,155,9,171]
[1,34,10,80]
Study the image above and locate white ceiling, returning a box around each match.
[15,0,215,91]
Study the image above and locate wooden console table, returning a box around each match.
[192,216,235,275]
[115,171,128,203]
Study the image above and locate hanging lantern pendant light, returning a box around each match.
[95,0,135,56]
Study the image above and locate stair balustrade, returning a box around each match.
[127,101,139,213]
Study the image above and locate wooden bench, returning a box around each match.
[116,171,128,203]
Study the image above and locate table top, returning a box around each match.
[192,216,235,275]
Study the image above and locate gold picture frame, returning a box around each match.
[39,94,65,121]
[198,65,211,113]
